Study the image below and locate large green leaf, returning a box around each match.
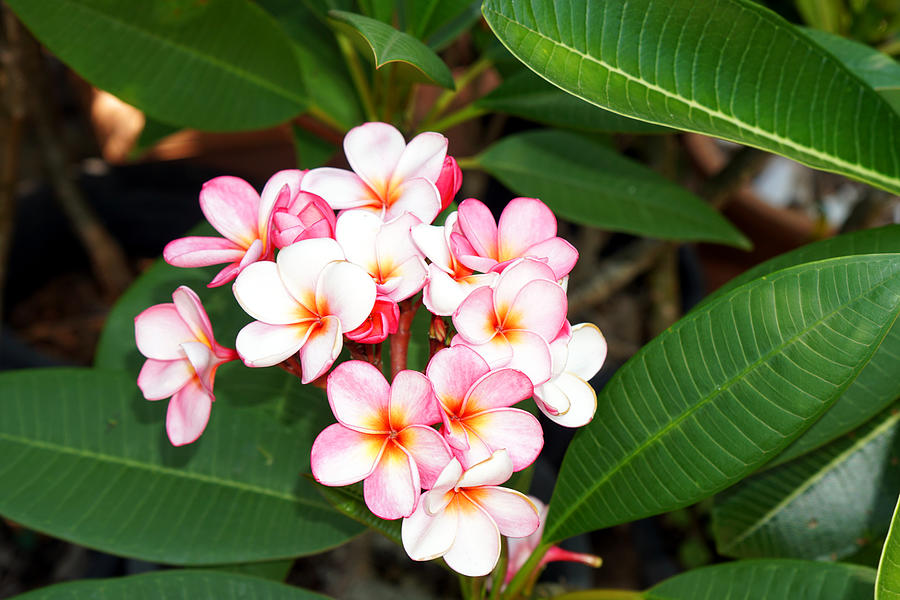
[481,0,900,195]
[646,560,875,599]
[544,254,900,543]
[315,482,402,545]
[329,10,455,89]
[801,27,900,112]
[696,226,900,466]
[712,404,900,560]
[475,129,749,248]
[0,367,362,565]
[13,570,329,600]
[878,494,900,599]
[8,0,306,131]
[476,71,671,133]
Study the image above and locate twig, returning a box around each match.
[390,298,419,378]
[700,145,770,208]
[12,15,132,299]
[647,246,681,336]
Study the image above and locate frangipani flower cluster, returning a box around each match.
[134,122,607,578]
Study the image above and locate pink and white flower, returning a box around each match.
[451,197,578,279]
[411,212,498,316]
[271,190,335,249]
[335,210,427,303]
[232,237,376,383]
[451,258,568,386]
[435,156,463,212]
[345,295,400,344]
[302,122,447,224]
[311,360,452,520]
[534,323,607,428]
[134,286,237,446]
[402,450,540,577]
[426,346,542,471]
[163,171,304,287]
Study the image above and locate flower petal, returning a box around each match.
[426,346,489,415]
[538,373,597,428]
[384,177,441,224]
[496,197,557,261]
[402,494,458,561]
[181,341,215,392]
[344,122,406,193]
[301,167,377,210]
[458,449,514,488]
[163,236,246,268]
[450,334,514,372]
[172,286,215,346]
[393,131,447,183]
[134,304,194,360]
[523,237,579,279]
[166,379,213,446]
[315,261,377,331]
[504,329,553,385]
[276,237,345,310]
[462,408,543,471]
[456,198,498,260]
[208,262,243,288]
[258,169,305,247]
[364,441,420,519]
[311,423,385,485]
[137,358,193,401]
[410,222,452,271]
[327,360,391,433]
[492,258,558,316]
[452,286,498,345]
[233,261,312,325]
[465,486,540,538]
[503,279,568,342]
[235,321,310,368]
[298,316,342,384]
[335,209,380,274]
[443,495,501,577]
[199,176,260,246]
[462,368,533,414]
[567,323,608,381]
[390,370,442,428]
[398,425,453,489]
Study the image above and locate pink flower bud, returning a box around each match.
[271,190,336,248]
[435,156,462,211]
[345,296,400,344]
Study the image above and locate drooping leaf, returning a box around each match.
[12,570,330,600]
[476,71,671,133]
[712,404,900,561]
[696,226,900,466]
[329,10,455,89]
[877,494,900,599]
[475,129,749,248]
[544,254,900,543]
[481,0,900,195]
[401,0,480,48]
[646,560,875,600]
[0,367,362,565]
[7,0,307,131]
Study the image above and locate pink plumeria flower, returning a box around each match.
[411,212,498,316]
[335,210,427,302]
[134,286,237,446]
[402,450,540,577]
[451,197,578,279]
[505,496,601,585]
[534,323,607,428]
[451,258,567,385]
[435,156,463,212]
[427,346,542,471]
[163,170,304,287]
[310,360,452,520]
[302,122,446,224]
[271,190,336,249]
[232,238,376,383]
[345,295,400,344]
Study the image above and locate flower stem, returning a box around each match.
[488,538,508,600]
[390,298,419,378]
[421,104,487,134]
[501,542,549,599]
[418,57,493,132]
[336,33,378,122]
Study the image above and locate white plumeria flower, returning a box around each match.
[533,323,607,427]
[335,210,427,303]
[232,238,376,383]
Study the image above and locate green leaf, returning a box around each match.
[0,367,362,565]
[877,494,900,599]
[7,0,306,131]
[130,117,180,158]
[646,560,875,599]
[401,0,479,46]
[481,0,900,195]
[292,125,337,169]
[712,404,900,560]
[696,226,900,466]
[207,559,294,582]
[544,254,900,543]
[475,129,749,248]
[314,481,402,546]
[12,570,330,600]
[801,27,900,112]
[329,10,455,89]
[476,71,671,133]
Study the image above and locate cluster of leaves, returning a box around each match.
[3,0,900,598]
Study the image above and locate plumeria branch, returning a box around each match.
[390,296,421,378]
[503,541,551,599]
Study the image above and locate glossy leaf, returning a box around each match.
[475,129,749,247]
[13,570,329,600]
[7,0,306,131]
[401,0,480,48]
[314,482,402,546]
[477,70,671,133]
[0,367,362,565]
[544,254,900,543]
[878,494,900,599]
[482,0,900,195]
[647,560,875,599]
[208,559,295,582]
[712,404,900,560]
[697,226,900,466]
[329,10,455,89]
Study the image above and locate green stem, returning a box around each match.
[453,155,481,171]
[419,57,493,130]
[424,104,487,133]
[488,538,508,600]
[502,542,549,600]
[459,573,474,600]
[337,33,378,122]
[306,104,347,133]
[382,62,398,123]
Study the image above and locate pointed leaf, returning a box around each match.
[712,404,900,560]
[877,494,900,599]
[697,226,900,467]
[314,481,402,546]
[476,129,749,248]
[329,10,455,89]
[7,0,307,131]
[545,254,900,543]
[482,0,900,195]
[12,570,330,600]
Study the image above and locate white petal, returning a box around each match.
[233,261,311,324]
[235,321,310,368]
[344,122,406,193]
[566,323,608,381]
[276,238,345,310]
